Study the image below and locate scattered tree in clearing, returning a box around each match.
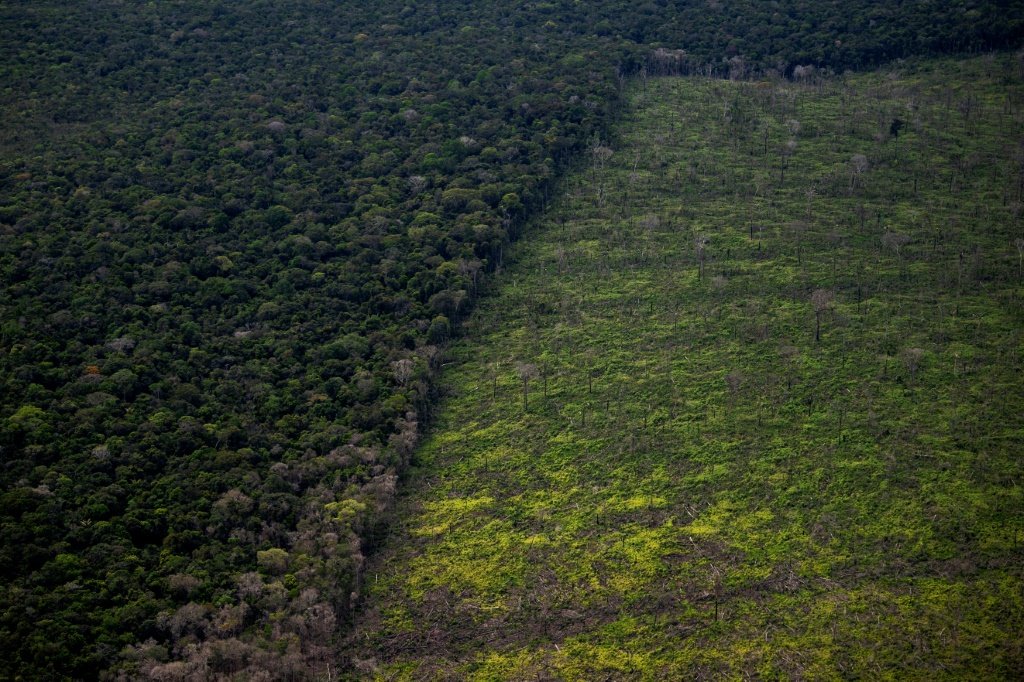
[850,154,870,193]
[724,370,742,405]
[515,362,539,411]
[882,231,911,258]
[793,64,815,82]
[810,288,834,343]
[1015,237,1024,281]
[694,234,709,280]
[590,140,614,195]
[902,347,925,384]
[780,138,797,184]
[788,220,808,265]
[882,232,912,276]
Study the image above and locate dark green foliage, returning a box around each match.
[0,0,1022,678]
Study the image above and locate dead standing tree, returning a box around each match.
[516,362,539,411]
[695,234,709,280]
[779,139,797,185]
[902,347,924,384]
[590,141,614,206]
[850,154,870,194]
[1015,238,1024,281]
[882,231,912,277]
[810,289,834,343]
[391,359,414,387]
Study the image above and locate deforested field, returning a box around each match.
[351,55,1024,679]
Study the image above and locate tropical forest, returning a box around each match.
[1,1,1023,680]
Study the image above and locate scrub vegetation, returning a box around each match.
[353,55,1024,679]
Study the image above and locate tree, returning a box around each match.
[793,64,815,82]
[407,175,428,195]
[788,221,808,265]
[724,370,742,405]
[1015,238,1024,281]
[256,548,290,576]
[882,232,912,276]
[515,362,539,411]
[850,154,870,193]
[694,234,709,280]
[882,231,911,259]
[391,359,414,387]
[902,347,924,383]
[488,361,500,400]
[810,289,833,343]
[780,139,797,184]
[890,117,905,162]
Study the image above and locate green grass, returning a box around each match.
[350,55,1024,679]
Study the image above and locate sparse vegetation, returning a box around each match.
[352,56,1024,679]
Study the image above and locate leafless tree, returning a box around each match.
[590,141,614,170]
[515,362,539,411]
[391,358,414,386]
[166,602,211,639]
[810,289,834,343]
[237,572,264,601]
[590,141,614,204]
[804,187,816,219]
[882,231,911,259]
[793,64,815,82]
[641,214,660,234]
[850,154,869,193]
[167,573,202,598]
[1016,238,1024,281]
[694,234,709,280]
[649,47,689,76]
[728,55,746,81]
[487,361,500,400]
[788,220,807,264]
[902,347,924,383]
[780,139,797,184]
[458,257,483,294]
[724,370,742,403]
[407,175,428,195]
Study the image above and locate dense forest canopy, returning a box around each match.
[1,0,1022,678]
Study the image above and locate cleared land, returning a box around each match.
[352,56,1024,679]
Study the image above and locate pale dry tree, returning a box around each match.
[1015,238,1024,281]
[391,358,414,386]
[902,347,924,383]
[850,154,869,193]
[515,362,539,410]
[694,234,709,280]
[882,231,911,259]
[407,175,428,195]
[810,288,834,342]
[590,141,614,170]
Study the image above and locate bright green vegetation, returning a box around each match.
[354,56,1024,679]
